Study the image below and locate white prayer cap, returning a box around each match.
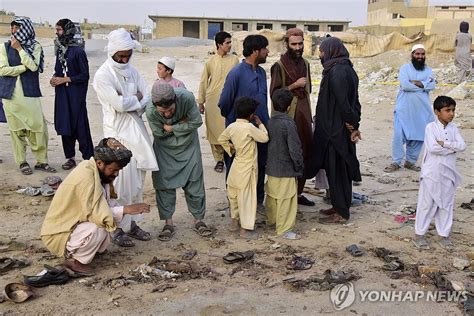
[106,28,137,56]
[159,56,176,71]
[411,44,425,52]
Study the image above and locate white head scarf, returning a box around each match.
[105,28,137,78]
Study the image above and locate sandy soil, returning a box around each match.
[0,37,472,315]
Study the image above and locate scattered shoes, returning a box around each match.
[223,251,254,264]
[24,265,70,287]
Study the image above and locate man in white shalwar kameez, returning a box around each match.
[93,28,158,247]
[413,96,466,251]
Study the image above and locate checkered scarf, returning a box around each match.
[94,138,133,168]
[11,16,44,72]
[54,20,79,75]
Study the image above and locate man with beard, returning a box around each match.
[41,138,151,275]
[93,28,158,247]
[51,18,94,170]
[307,37,361,224]
[0,16,55,175]
[384,44,435,173]
[198,31,239,173]
[270,28,314,206]
[219,34,270,208]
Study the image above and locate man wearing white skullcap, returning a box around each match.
[384,44,436,173]
[93,28,158,247]
[156,56,186,88]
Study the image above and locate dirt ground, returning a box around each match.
[0,37,473,315]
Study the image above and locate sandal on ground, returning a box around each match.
[111,230,135,247]
[318,214,348,225]
[182,249,197,260]
[19,162,33,175]
[346,244,364,257]
[412,238,430,250]
[158,224,175,242]
[193,221,213,237]
[214,161,224,173]
[384,163,401,173]
[286,255,314,270]
[40,184,55,197]
[223,251,254,264]
[404,161,421,171]
[34,163,57,173]
[61,159,76,170]
[437,238,454,251]
[127,225,151,241]
[281,231,301,240]
[319,207,337,216]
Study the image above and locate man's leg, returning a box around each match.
[65,222,110,273]
[325,145,352,220]
[211,144,224,162]
[76,110,94,160]
[183,176,206,221]
[156,188,177,223]
[391,118,406,166]
[257,142,268,205]
[9,129,28,165]
[405,140,424,165]
[61,135,76,160]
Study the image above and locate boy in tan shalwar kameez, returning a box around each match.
[218,97,269,239]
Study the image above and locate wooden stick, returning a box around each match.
[371,188,419,196]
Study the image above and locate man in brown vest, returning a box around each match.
[270,28,314,206]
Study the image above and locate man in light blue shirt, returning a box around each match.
[385,44,435,173]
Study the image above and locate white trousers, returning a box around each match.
[415,178,454,237]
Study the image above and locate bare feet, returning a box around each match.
[239,228,259,240]
[63,259,93,274]
[319,207,337,215]
[228,219,240,232]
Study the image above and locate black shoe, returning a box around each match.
[298,195,315,206]
[24,265,70,287]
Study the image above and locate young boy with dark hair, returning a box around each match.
[266,89,304,239]
[413,96,466,250]
[218,96,269,239]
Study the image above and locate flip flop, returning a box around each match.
[40,184,55,197]
[127,225,152,241]
[182,249,197,260]
[0,257,30,274]
[158,225,175,242]
[16,186,40,196]
[34,163,57,173]
[112,230,135,247]
[214,161,224,173]
[19,162,33,175]
[223,251,254,264]
[346,244,364,257]
[193,221,213,237]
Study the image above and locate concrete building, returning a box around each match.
[148,15,350,40]
[367,0,474,27]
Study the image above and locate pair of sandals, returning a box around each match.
[158,222,213,241]
[112,226,151,247]
[20,162,56,175]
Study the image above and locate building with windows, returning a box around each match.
[148,15,350,39]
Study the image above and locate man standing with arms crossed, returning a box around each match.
[198,31,238,173]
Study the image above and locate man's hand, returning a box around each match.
[436,140,444,147]
[292,77,306,89]
[410,80,424,88]
[136,91,143,101]
[254,115,262,126]
[163,124,173,133]
[229,143,236,156]
[50,76,71,86]
[10,37,22,51]
[198,103,205,114]
[345,123,355,132]
[123,203,150,215]
[350,130,361,143]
